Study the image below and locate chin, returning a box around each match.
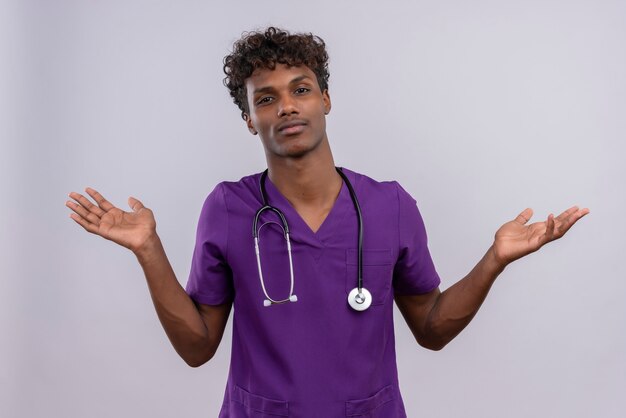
[280,147,312,159]
[275,138,322,159]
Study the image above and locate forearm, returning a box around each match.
[134,234,214,366]
[423,246,506,349]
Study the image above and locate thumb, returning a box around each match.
[514,208,533,225]
[128,196,145,213]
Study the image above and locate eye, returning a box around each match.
[294,87,310,94]
[256,96,274,106]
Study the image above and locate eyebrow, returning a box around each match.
[252,74,314,95]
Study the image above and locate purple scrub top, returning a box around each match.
[186,168,440,417]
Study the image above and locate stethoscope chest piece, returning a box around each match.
[348,287,372,311]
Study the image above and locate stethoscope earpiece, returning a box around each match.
[264,294,298,307]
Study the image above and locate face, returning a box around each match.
[243,64,331,160]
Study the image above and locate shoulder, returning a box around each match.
[215,172,262,195]
[199,172,264,218]
[205,172,263,202]
[340,167,408,202]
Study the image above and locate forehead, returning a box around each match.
[245,64,318,92]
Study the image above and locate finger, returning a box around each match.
[84,187,115,212]
[69,212,100,234]
[543,213,555,243]
[66,200,101,226]
[570,207,590,221]
[128,196,145,213]
[577,207,591,221]
[68,191,106,217]
[514,208,533,225]
[554,206,580,223]
[555,207,590,237]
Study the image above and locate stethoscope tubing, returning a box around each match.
[254,167,366,309]
[336,167,364,292]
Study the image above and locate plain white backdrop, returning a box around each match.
[2,0,625,417]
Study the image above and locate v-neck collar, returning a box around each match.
[262,169,353,247]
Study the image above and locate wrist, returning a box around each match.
[487,245,509,274]
[133,232,163,264]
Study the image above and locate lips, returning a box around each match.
[277,120,307,135]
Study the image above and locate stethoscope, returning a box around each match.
[253,167,372,311]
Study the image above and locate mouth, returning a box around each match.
[277,120,307,135]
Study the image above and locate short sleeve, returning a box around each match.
[392,182,441,295]
[186,183,234,305]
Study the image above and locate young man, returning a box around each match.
[66,27,589,417]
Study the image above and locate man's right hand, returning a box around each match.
[66,187,156,255]
[66,187,231,367]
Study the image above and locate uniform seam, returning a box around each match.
[219,183,231,265]
[395,182,401,266]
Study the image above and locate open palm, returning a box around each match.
[493,206,589,266]
[66,187,156,253]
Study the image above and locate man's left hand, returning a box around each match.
[492,206,590,268]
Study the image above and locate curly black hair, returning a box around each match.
[223,27,330,119]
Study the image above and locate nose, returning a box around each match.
[277,94,298,117]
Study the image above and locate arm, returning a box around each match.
[396,206,589,351]
[66,188,230,367]
[134,234,231,367]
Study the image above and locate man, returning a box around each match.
[66,27,589,417]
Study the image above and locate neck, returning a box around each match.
[267,139,342,206]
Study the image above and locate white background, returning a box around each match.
[2,0,624,417]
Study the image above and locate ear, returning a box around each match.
[322,89,332,115]
[244,113,258,135]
